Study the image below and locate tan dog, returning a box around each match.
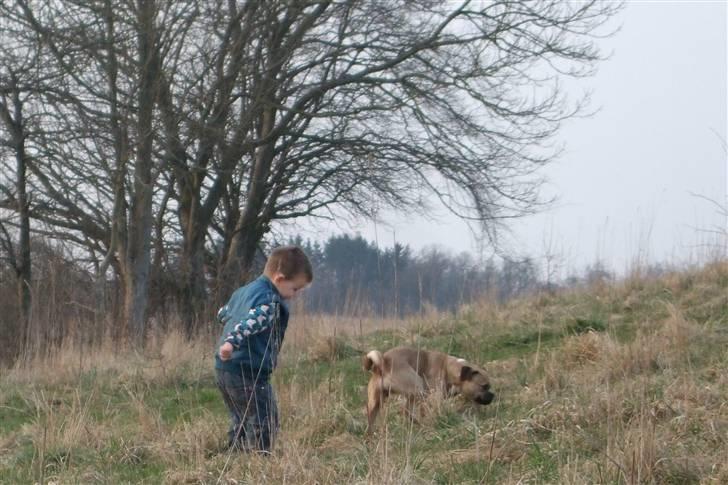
[362,346,494,433]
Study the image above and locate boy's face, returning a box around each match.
[272,273,310,300]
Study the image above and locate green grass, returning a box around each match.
[0,390,34,434]
[432,459,508,484]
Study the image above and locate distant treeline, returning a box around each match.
[287,233,683,317]
[285,234,543,316]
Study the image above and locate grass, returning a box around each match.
[1,261,727,483]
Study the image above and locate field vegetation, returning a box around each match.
[1,261,727,484]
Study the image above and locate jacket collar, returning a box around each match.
[258,274,282,298]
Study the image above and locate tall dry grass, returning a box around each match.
[1,260,727,483]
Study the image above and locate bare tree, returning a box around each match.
[0,0,622,345]
[0,68,32,357]
[220,1,619,294]
[151,0,621,305]
[1,0,168,343]
[0,21,49,357]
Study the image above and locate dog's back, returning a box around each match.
[365,347,438,375]
[386,346,449,383]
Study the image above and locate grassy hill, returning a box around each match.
[1,262,727,484]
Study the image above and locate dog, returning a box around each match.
[362,346,494,433]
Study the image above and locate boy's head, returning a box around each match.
[263,245,313,299]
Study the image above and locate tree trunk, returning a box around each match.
[16,115,31,355]
[0,82,32,359]
[124,0,158,347]
[179,227,207,336]
[218,107,277,299]
[219,223,263,298]
[13,90,31,356]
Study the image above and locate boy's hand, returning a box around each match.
[219,342,234,361]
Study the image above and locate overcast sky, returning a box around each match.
[296,2,727,278]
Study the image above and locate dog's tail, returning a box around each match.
[363,350,384,375]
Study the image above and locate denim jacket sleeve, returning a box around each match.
[223,301,280,349]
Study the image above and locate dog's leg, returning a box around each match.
[365,375,383,435]
[402,395,422,425]
[388,368,426,425]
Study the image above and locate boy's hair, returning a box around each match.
[264,245,313,282]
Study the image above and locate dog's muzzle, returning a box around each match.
[475,391,495,405]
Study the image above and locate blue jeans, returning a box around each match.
[215,369,279,452]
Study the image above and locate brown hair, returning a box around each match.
[264,245,313,282]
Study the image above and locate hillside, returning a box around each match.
[1,262,727,484]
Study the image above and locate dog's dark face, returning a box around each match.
[459,365,495,405]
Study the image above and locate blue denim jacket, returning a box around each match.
[214,275,290,379]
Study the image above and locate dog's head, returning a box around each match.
[457,364,495,405]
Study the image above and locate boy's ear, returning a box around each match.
[272,272,287,283]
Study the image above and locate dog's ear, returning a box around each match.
[460,365,478,381]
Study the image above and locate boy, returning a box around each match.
[215,245,313,453]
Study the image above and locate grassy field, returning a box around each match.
[1,262,727,484]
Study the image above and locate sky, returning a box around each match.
[295,1,728,278]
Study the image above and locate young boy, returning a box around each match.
[215,245,313,453]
